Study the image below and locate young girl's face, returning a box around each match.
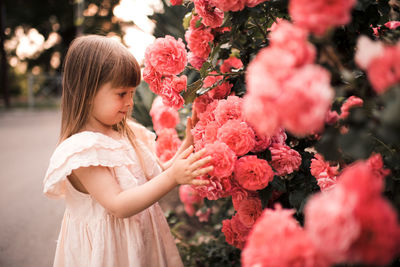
[89,82,135,130]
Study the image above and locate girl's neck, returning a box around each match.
[81,120,120,139]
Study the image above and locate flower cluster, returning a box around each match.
[289,0,357,36]
[210,0,268,12]
[305,154,400,266]
[150,96,180,134]
[244,20,334,137]
[242,204,329,267]
[355,36,400,94]
[155,128,182,162]
[179,184,204,216]
[310,153,339,191]
[143,35,187,109]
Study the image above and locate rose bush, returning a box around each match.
[145,0,400,266]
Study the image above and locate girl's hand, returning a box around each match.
[182,108,198,150]
[167,146,212,186]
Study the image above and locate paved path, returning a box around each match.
[0,108,181,266]
[0,109,64,267]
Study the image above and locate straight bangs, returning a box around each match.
[105,47,141,90]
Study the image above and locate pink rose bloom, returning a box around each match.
[150,96,180,133]
[242,204,330,267]
[270,128,287,144]
[373,21,400,36]
[160,85,184,110]
[194,0,224,28]
[162,75,187,94]
[269,20,316,67]
[367,43,400,94]
[269,143,301,176]
[279,65,334,136]
[250,131,271,153]
[234,155,274,191]
[185,28,214,59]
[246,0,267,8]
[220,56,243,73]
[210,0,247,12]
[310,154,339,191]
[197,98,218,123]
[193,94,213,115]
[235,196,262,228]
[305,158,400,265]
[156,128,182,162]
[348,197,400,266]
[229,179,250,202]
[203,72,233,99]
[144,35,187,76]
[325,110,340,125]
[339,96,363,119]
[355,36,384,70]
[243,93,281,137]
[222,213,251,249]
[143,66,162,94]
[179,184,203,204]
[188,52,206,69]
[214,95,243,125]
[195,208,211,222]
[170,0,183,5]
[217,119,255,156]
[305,186,361,263]
[203,141,237,178]
[195,175,231,200]
[204,120,220,144]
[367,153,391,180]
[289,0,357,36]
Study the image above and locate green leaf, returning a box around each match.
[182,79,203,104]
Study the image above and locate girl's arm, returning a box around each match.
[73,146,211,218]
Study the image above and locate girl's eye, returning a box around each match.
[118,92,126,97]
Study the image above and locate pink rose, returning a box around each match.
[235,196,262,228]
[156,128,182,162]
[250,131,271,153]
[203,141,237,178]
[279,64,334,136]
[179,185,203,204]
[193,94,213,115]
[144,35,187,76]
[210,0,247,12]
[222,213,251,249]
[289,0,357,36]
[203,72,233,99]
[214,95,243,125]
[188,52,206,69]
[242,204,330,267]
[269,143,301,176]
[234,155,274,191]
[220,57,243,73]
[339,96,363,119]
[150,96,180,133]
[170,0,183,5]
[185,28,214,59]
[194,0,224,28]
[217,119,255,156]
[194,175,231,200]
[143,66,162,94]
[269,20,316,67]
[310,153,339,191]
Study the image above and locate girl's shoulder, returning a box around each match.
[43,131,134,199]
[126,119,157,154]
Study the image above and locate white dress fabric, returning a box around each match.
[43,122,183,267]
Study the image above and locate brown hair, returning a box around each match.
[61,35,150,178]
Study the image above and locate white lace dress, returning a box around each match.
[43,122,183,267]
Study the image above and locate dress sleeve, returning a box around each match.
[43,132,135,199]
[126,119,157,155]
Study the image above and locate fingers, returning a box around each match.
[192,165,214,177]
[190,156,212,170]
[178,145,194,159]
[192,108,199,126]
[187,148,207,163]
[191,178,210,186]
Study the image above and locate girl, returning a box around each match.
[43,35,212,267]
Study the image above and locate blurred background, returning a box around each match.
[0,0,189,266]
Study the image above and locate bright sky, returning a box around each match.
[113,0,163,64]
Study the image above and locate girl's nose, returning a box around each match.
[126,96,133,107]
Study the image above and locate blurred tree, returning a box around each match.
[1,0,122,107]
